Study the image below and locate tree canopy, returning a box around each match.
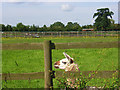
[93,8,114,30]
[50,22,65,31]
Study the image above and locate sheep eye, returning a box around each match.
[62,62,66,64]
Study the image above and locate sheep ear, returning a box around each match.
[63,52,74,63]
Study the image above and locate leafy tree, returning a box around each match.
[65,22,73,31]
[93,8,114,30]
[30,24,38,31]
[50,21,65,31]
[108,19,115,30]
[38,25,47,31]
[42,25,48,31]
[25,25,30,31]
[65,22,81,31]
[1,24,6,31]
[110,19,115,25]
[73,22,82,31]
[82,25,93,29]
[35,25,40,32]
[6,24,12,31]
[16,23,26,31]
[12,26,17,31]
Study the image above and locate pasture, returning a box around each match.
[2,36,118,44]
[2,37,118,88]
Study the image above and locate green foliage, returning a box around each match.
[93,8,114,30]
[41,25,48,31]
[65,22,82,31]
[50,21,65,31]
[109,71,119,89]
[16,23,26,31]
[55,69,119,89]
[82,24,93,29]
[1,21,120,32]
[6,24,12,31]
[1,24,6,31]
[30,24,39,31]
[1,22,82,32]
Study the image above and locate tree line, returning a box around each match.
[1,22,120,32]
[1,8,120,32]
[1,22,94,32]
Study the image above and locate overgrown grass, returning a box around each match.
[2,37,118,88]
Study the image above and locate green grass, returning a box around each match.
[2,37,118,88]
[2,48,118,73]
[2,37,118,44]
[2,48,118,88]
[2,79,44,88]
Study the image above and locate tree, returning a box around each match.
[12,26,17,31]
[93,8,114,30]
[65,22,73,31]
[50,21,65,31]
[25,25,30,31]
[42,25,48,31]
[65,22,81,31]
[6,24,12,31]
[16,23,26,31]
[30,24,38,31]
[1,24,6,31]
[82,25,93,29]
[73,22,82,31]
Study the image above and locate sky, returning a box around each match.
[1,1,119,27]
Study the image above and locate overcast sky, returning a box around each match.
[2,1,119,27]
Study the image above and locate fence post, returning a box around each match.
[44,40,53,89]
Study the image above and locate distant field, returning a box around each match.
[2,37,118,43]
[2,37,118,88]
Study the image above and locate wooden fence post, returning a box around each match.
[44,40,53,89]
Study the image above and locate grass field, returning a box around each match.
[2,37,118,88]
[2,36,118,44]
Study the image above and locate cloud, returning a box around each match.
[61,4,73,11]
